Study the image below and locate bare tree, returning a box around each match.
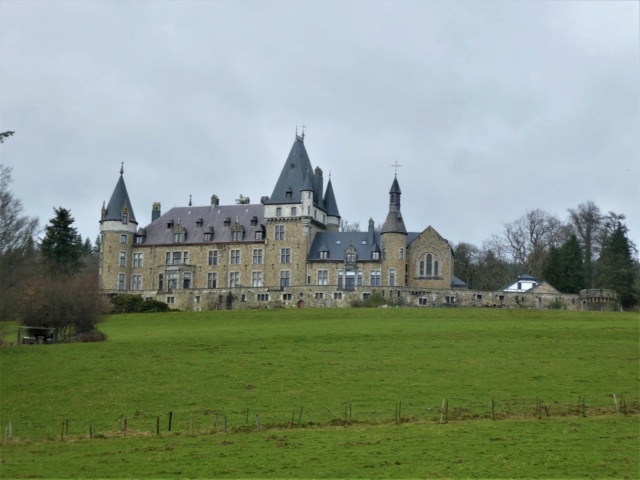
[568,201,602,287]
[503,209,567,279]
[339,219,361,232]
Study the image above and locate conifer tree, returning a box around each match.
[41,207,83,275]
[544,234,585,293]
[595,223,637,308]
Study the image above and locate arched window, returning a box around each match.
[419,260,424,276]
[434,260,439,277]
[426,254,433,276]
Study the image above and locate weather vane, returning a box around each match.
[391,161,402,176]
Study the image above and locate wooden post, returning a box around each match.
[156,416,160,436]
[61,421,65,441]
[440,399,445,424]
[168,411,173,432]
[124,418,127,437]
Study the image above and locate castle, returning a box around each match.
[99,133,596,310]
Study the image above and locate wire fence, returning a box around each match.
[4,394,638,443]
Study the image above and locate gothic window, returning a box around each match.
[419,260,424,276]
[426,254,433,276]
[434,260,439,277]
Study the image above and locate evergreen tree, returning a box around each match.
[595,223,637,308]
[41,207,83,275]
[543,234,585,293]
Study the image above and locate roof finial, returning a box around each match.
[120,162,124,176]
[295,125,298,137]
[188,194,192,207]
[301,123,306,140]
[391,160,402,176]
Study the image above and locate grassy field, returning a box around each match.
[0,308,638,478]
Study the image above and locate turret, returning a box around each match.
[381,175,407,287]
[99,164,138,291]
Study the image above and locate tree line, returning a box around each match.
[0,163,106,341]
[452,204,637,308]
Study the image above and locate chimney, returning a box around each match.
[151,202,161,222]
[211,194,219,206]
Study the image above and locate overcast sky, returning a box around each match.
[1,0,638,249]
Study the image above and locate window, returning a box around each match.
[232,230,243,241]
[399,248,404,259]
[337,270,343,288]
[119,251,126,267]
[357,270,363,286]
[203,231,212,242]
[370,270,381,286]
[174,232,184,243]
[133,252,143,268]
[362,293,371,300]
[426,254,433,276]
[172,251,182,265]
[419,260,424,276]
[383,248,386,259]
[208,250,218,265]
[389,268,396,287]
[257,293,269,301]
[319,250,329,260]
[120,234,127,244]
[280,248,291,264]
[418,298,428,306]
[276,207,282,216]
[165,252,171,265]
[122,213,128,224]
[166,296,175,304]
[158,273,164,290]
[275,225,285,240]
[252,271,263,287]
[230,249,241,264]
[229,271,240,288]
[183,251,189,265]
[255,230,263,240]
[315,292,324,300]
[434,260,439,277]
[280,270,290,287]
[317,270,328,285]
[372,251,380,260]
[476,294,483,300]
[131,274,142,290]
[346,252,356,263]
[135,236,143,244]
[207,272,217,289]
[291,207,297,216]
[118,273,125,290]
[253,249,263,264]
[183,272,191,289]
[333,292,343,300]
[168,270,178,290]
[282,293,292,301]
[195,295,201,304]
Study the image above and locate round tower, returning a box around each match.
[381,175,407,287]
[99,164,138,292]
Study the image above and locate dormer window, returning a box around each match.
[255,230,263,240]
[285,189,292,199]
[174,232,184,243]
[251,216,258,226]
[122,213,128,224]
[346,252,356,263]
[196,218,204,227]
[203,226,214,242]
[167,219,174,229]
[224,217,231,227]
[319,251,329,260]
[372,251,380,260]
[232,230,243,241]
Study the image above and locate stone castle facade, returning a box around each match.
[99,133,595,311]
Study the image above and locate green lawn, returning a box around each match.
[0,308,638,478]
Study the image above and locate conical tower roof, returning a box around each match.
[266,135,314,204]
[381,175,406,234]
[102,166,137,224]
[323,178,340,217]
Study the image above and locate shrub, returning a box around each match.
[110,294,170,314]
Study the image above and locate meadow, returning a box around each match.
[0,308,638,478]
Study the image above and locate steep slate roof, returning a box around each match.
[309,231,382,261]
[103,173,137,223]
[267,135,323,207]
[381,176,407,234]
[323,178,340,217]
[140,204,264,245]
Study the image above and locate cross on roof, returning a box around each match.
[391,161,402,176]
